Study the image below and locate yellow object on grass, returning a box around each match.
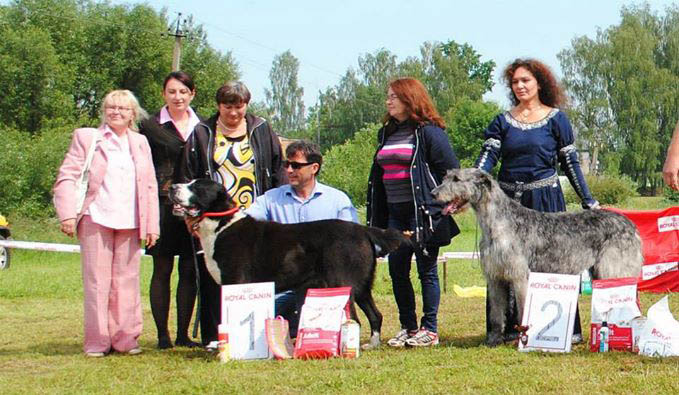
[0,215,8,227]
[453,284,486,298]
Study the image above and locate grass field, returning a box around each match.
[2,197,679,393]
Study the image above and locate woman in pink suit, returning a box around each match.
[54,90,160,357]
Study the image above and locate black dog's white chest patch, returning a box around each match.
[198,211,246,284]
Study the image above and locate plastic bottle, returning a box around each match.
[218,324,230,363]
[580,269,592,295]
[598,321,610,352]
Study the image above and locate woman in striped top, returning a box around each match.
[367,78,460,348]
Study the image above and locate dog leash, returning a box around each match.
[190,236,201,340]
[188,205,240,340]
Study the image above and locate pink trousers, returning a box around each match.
[77,215,142,353]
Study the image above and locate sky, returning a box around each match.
[113,0,675,109]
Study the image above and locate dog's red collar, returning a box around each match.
[199,206,240,221]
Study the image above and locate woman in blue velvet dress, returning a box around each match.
[475,58,599,345]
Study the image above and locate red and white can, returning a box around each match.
[218,324,230,363]
[340,320,360,359]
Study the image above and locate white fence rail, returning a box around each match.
[0,240,480,292]
[0,239,80,253]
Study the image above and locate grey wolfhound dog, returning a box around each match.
[431,168,643,347]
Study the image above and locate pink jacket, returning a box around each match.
[53,127,160,239]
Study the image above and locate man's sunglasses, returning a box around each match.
[283,160,315,170]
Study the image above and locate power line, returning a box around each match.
[12,2,387,112]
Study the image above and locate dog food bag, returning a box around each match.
[294,287,351,360]
[637,296,679,357]
[589,277,641,352]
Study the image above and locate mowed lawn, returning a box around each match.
[2,199,679,394]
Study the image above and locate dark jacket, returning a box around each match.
[174,113,286,195]
[366,120,460,248]
[139,110,203,197]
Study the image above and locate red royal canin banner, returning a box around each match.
[606,207,679,292]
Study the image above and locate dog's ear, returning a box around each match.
[191,180,214,210]
[207,181,237,211]
[190,179,230,211]
[446,168,461,182]
[475,168,493,190]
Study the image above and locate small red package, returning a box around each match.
[589,277,641,352]
[293,287,351,360]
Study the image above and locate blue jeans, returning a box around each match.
[275,290,299,338]
[387,202,440,333]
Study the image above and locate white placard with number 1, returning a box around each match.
[518,272,580,353]
[221,282,274,360]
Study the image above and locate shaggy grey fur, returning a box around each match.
[431,168,643,346]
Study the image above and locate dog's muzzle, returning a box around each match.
[169,183,201,217]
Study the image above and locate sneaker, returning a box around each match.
[205,341,220,352]
[405,328,439,347]
[571,334,584,345]
[127,347,142,355]
[85,352,105,358]
[387,329,417,347]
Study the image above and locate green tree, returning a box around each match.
[265,50,305,136]
[0,25,72,132]
[0,0,240,215]
[444,98,502,167]
[606,6,679,192]
[320,123,380,206]
[0,0,239,125]
[558,33,616,175]
[179,15,240,117]
[310,41,495,151]
[416,41,495,112]
[558,4,679,193]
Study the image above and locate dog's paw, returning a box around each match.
[175,338,201,348]
[361,342,379,351]
[486,334,504,347]
[157,338,173,350]
[503,332,520,343]
[361,334,381,351]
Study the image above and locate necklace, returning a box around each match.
[518,105,543,122]
[217,118,245,135]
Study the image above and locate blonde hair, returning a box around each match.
[100,89,148,132]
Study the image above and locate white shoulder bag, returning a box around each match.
[74,132,100,215]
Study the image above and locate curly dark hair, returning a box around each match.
[503,58,566,108]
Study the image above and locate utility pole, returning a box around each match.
[165,13,186,72]
[316,92,321,146]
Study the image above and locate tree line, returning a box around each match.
[0,0,239,133]
[0,0,676,216]
[559,4,679,193]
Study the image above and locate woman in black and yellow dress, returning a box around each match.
[175,81,285,347]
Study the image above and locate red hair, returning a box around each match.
[383,78,445,129]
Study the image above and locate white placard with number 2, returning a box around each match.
[221,282,274,360]
[518,272,580,353]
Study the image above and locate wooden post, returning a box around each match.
[167,13,186,72]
